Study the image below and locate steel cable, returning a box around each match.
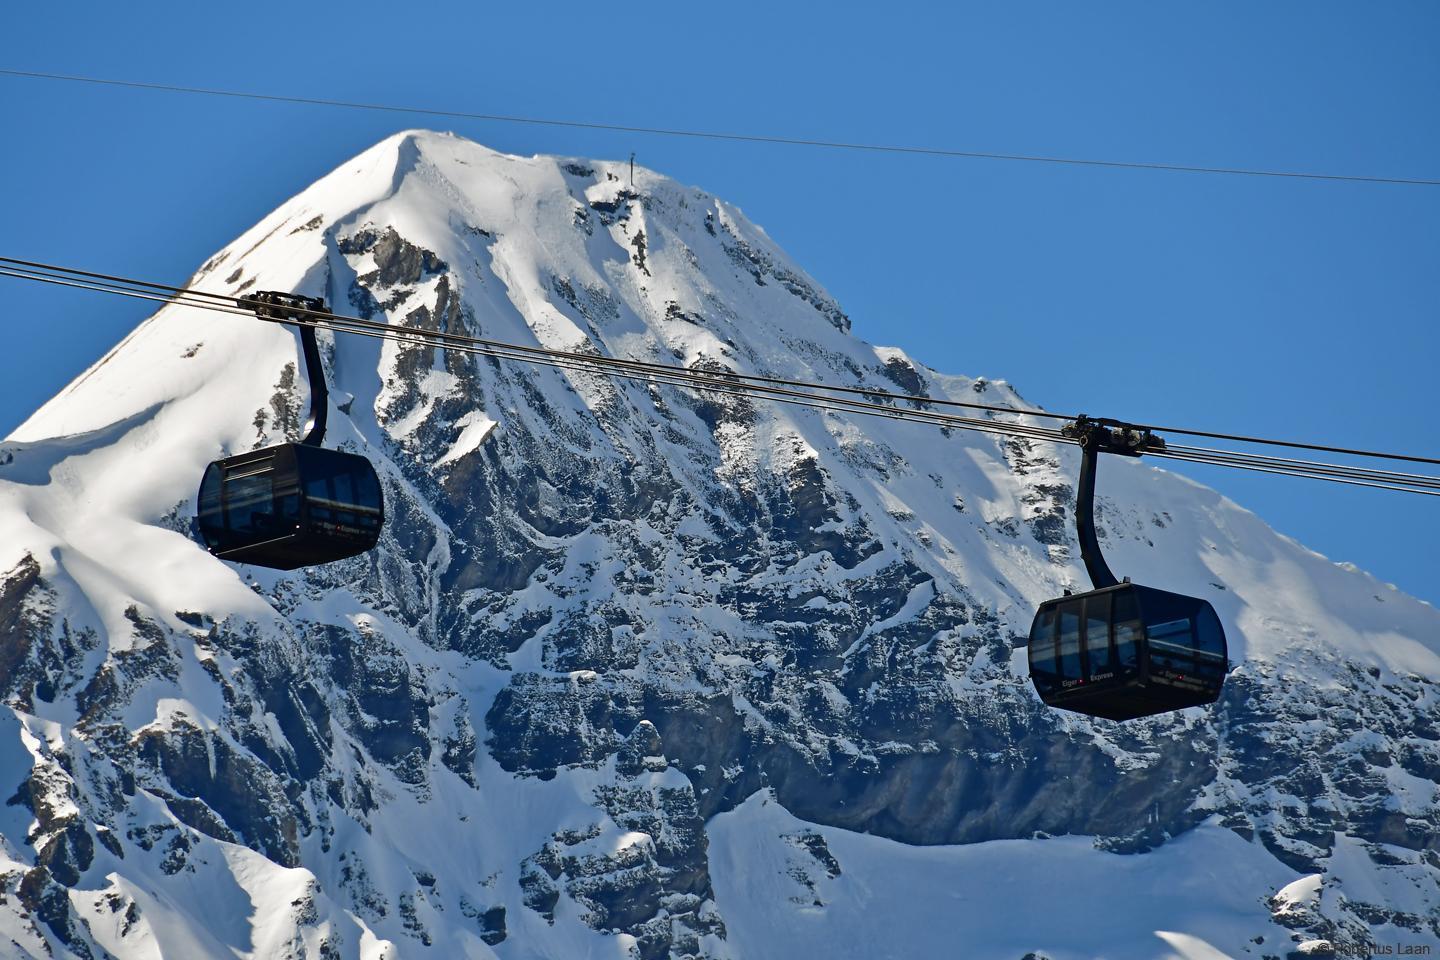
[7,255,1436,468]
[1165,442,1440,490]
[4,260,1438,496]
[1150,450,1440,497]
[0,266,1071,445]
[0,257,1075,424]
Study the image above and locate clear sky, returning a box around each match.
[2,1,1436,604]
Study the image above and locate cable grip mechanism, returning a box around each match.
[1061,414,1166,457]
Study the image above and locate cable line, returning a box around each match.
[0,256,1077,422]
[1166,443,1440,489]
[7,260,1435,494]
[2,259,1438,496]
[1150,450,1439,497]
[0,264,1072,446]
[1127,424,1440,468]
[6,256,1438,469]
[3,69,1437,188]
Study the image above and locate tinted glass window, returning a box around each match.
[1113,589,1141,671]
[197,464,225,546]
[1149,619,1192,645]
[304,466,335,502]
[303,458,381,511]
[1148,617,1194,673]
[353,466,381,509]
[1193,606,1227,677]
[225,471,276,538]
[1085,593,1112,675]
[1058,604,1082,681]
[275,493,300,528]
[332,469,354,505]
[1194,608,1224,657]
[1029,607,1059,692]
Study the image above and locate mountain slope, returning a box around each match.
[0,130,1436,959]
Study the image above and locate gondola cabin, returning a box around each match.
[1027,582,1227,721]
[197,443,383,570]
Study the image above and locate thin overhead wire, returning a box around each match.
[3,259,1438,497]
[2,69,1438,188]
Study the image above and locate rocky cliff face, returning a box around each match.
[0,131,1436,959]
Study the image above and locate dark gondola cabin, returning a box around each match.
[197,443,383,570]
[1028,582,1227,721]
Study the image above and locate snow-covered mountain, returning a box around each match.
[1,130,1436,959]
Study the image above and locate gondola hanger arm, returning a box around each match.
[239,291,330,447]
[1060,416,1168,590]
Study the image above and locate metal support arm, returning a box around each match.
[1074,440,1119,589]
[1062,415,1166,591]
[240,292,330,447]
[296,322,328,446]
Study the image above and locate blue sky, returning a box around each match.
[2,1,1436,603]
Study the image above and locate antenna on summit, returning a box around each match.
[630,152,635,187]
